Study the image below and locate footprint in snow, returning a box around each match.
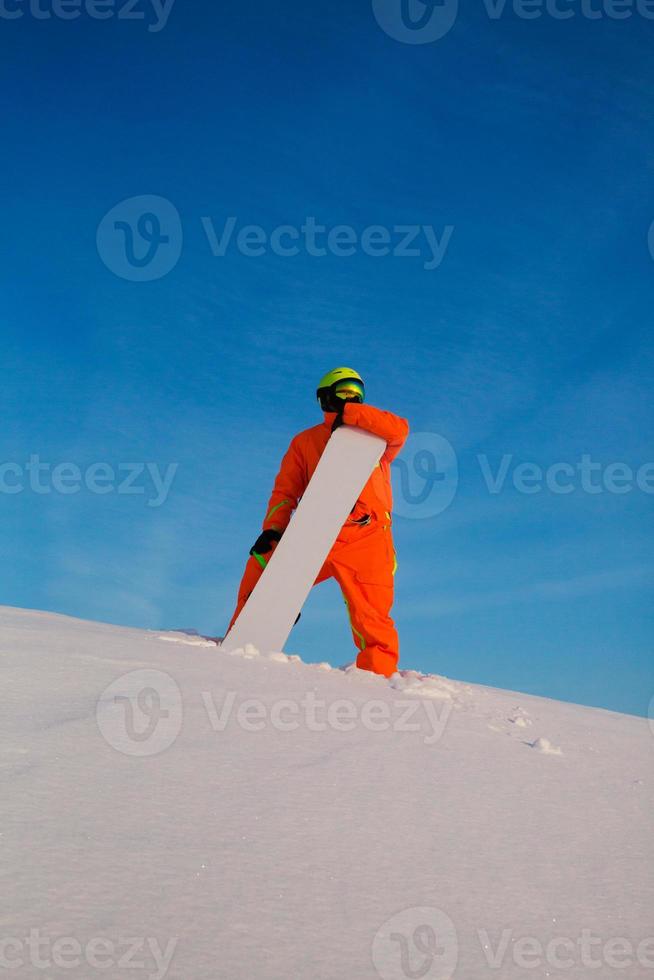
[526,736,563,756]
[486,706,532,734]
[508,708,533,728]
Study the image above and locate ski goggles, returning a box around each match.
[333,380,365,403]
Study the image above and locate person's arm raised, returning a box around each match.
[340,403,409,463]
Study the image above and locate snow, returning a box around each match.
[2,605,653,979]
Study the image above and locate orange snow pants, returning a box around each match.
[227,522,399,677]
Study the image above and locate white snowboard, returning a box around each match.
[221,425,386,654]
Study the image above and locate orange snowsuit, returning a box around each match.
[228,403,409,677]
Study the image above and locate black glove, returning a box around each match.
[250,528,282,557]
[331,398,358,433]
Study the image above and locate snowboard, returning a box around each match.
[220,425,386,654]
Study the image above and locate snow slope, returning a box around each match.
[2,606,653,980]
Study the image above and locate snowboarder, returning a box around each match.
[227,368,409,677]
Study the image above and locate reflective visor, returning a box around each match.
[333,380,365,402]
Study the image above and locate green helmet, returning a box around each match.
[316,366,365,412]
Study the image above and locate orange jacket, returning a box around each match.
[262,403,409,533]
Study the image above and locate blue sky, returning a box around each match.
[1,0,652,716]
